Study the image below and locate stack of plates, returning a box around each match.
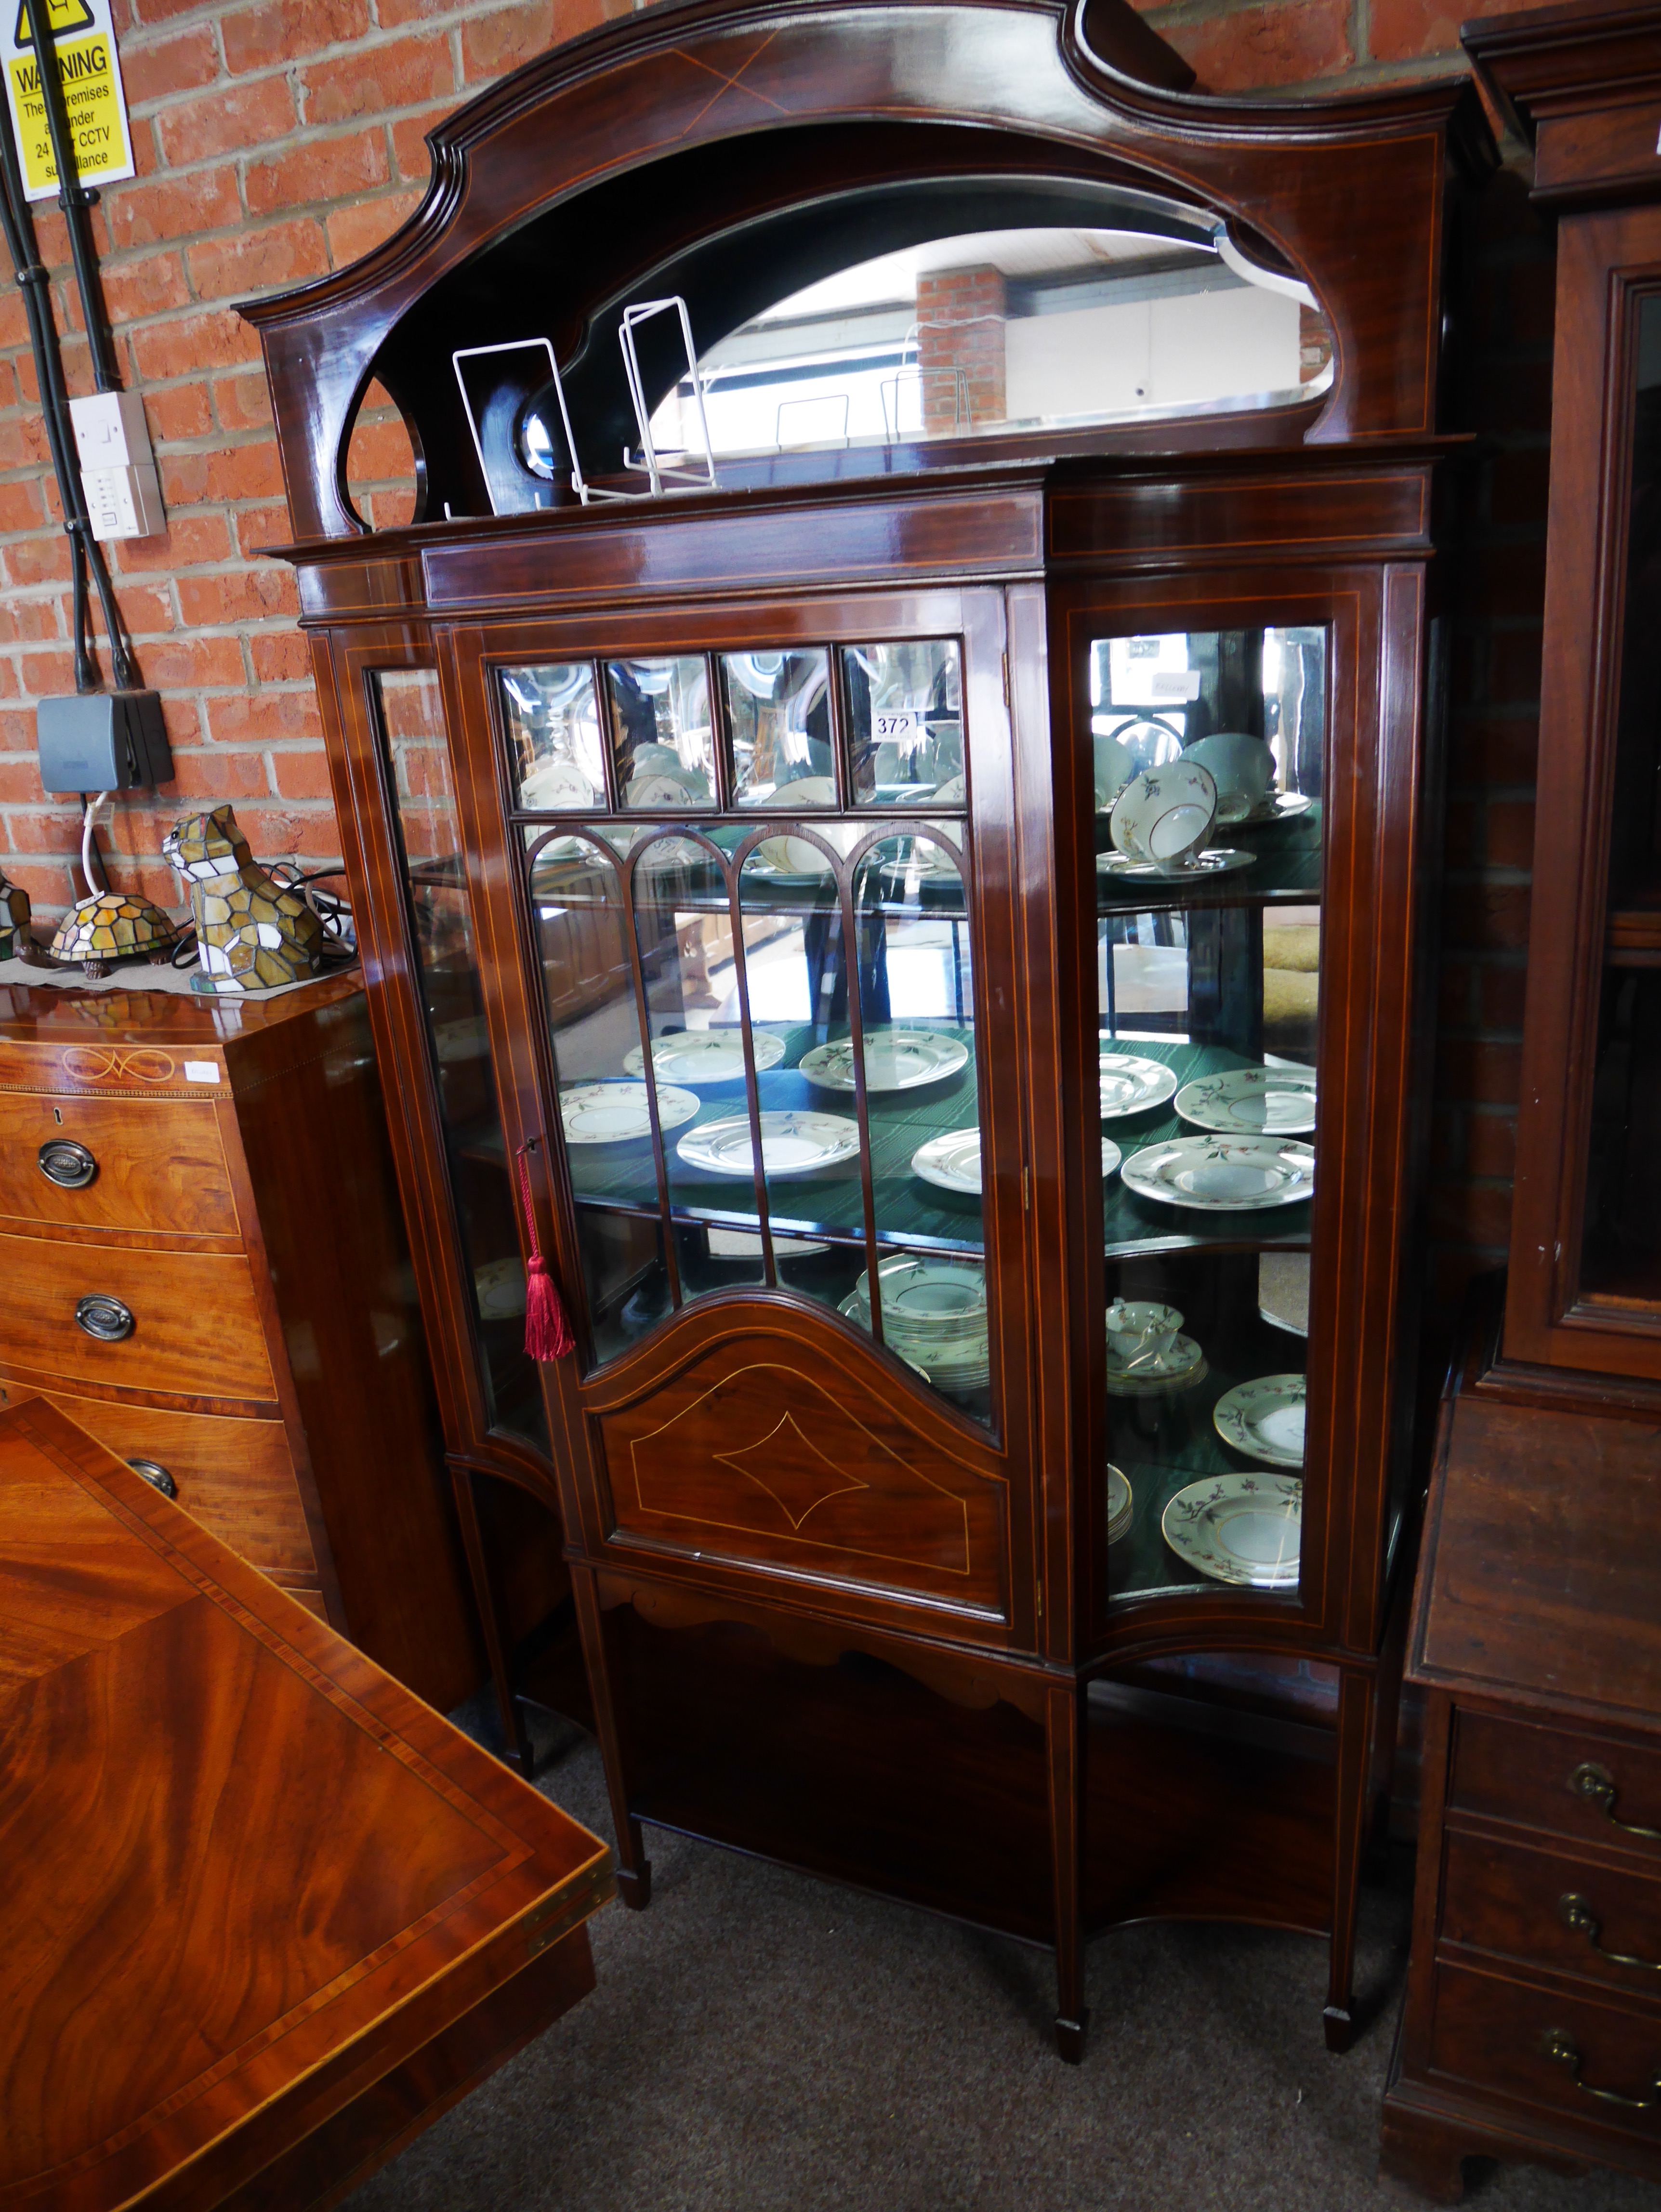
[1106,1464,1134,1545]
[839,1254,989,1392]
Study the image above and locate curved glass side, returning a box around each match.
[1092,625,1326,1605]
[509,638,991,1429]
[372,669,550,1453]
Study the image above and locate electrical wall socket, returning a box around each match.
[69,391,166,542]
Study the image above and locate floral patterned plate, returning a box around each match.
[1174,1064,1317,1135]
[1120,1135,1314,1211]
[912,1128,1121,1194]
[1161,1472,1302,1589]
[1098,1050,1178,1119]
[676,1109,860,1177]
[623,1030,786,1083]
[799,1028,969,1093]
[559,1080,699,1144]
[1213,1373,1307,1467]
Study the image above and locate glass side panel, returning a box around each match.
[372,669,548,1452]
[501,662,606,810]
[721,650,836,804]
[1091,625,1327,1606]
[847,640,964,805]
[605,656,716,808]
[511,638,992,1430]
[1581,294,1661,1306]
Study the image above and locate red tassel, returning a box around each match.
[515,1144,574,1361]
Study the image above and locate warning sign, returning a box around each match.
[2,0,133,203]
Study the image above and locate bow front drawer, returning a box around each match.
[0,1228,276,1400]
[1453,1711,1661,1864]
[0,1090,239,1240]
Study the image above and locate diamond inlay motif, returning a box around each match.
[715,1413,869,1529]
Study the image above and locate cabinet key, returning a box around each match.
[1569,1760,1661,1843]
[1559,1891,1661,1971]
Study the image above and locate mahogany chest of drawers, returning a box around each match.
[1380,1307,1661,2199]
[0,972,480,1713]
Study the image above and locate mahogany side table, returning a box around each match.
[0,1396,612,2212]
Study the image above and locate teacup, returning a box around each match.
[1181,734,1273,823]
[1106,1299,1183,1369]
[1093,734,1134,810]
[1108,762,1217,871]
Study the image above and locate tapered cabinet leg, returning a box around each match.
[453,1468,534,1778]
[1325,1664,1375,2052]
[1045,1681,1088,2062]
[570,1567,652,1908]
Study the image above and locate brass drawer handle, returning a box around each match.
[74,1294,133,1343]
[38,1138,96,1189]
[1545,2028,1661,2108]
[1559,1892,1661,1971]
[1570,1761,1661,1842]
[128,1459,177,1499]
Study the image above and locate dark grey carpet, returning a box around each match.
[345,1705,1661,2212]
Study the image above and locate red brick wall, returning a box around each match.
[915,264,1006,431]
[0,0,1563,1319]
[0,0,635,919]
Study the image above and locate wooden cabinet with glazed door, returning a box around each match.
[247,0,1482,2056]
[1381,6,1661,2200]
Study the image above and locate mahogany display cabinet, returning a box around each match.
[1381,4,1661,2195]
[243,0,1486,2056]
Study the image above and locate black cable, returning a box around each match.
[18,0,117,394]
[0,119,94,688]
[0,83,138,692]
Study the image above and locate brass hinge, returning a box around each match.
[1002,652,1010,707]
[1022,1164,1030,1211]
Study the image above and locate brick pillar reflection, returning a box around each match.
[915,266,1006,432]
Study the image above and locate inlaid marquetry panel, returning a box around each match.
[598,1341,1008,1613]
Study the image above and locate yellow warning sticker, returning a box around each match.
[13,0,95,48]
[2,0,132,201]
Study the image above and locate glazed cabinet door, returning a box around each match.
[1052,565,1428,1657]
[447,591,1034,1644]
[1508,207,1661,1382]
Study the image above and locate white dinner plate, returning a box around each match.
[474,1257,527,1320]
[676,1110,860,1177]
[1099,1051,1178,1119]
[559,1080,699,1144]
[1174,1065,1318,1135]
[622,1030,786,1083]
[1097,847,1257,882]
[855,1253,987,1327]
[799,1028,969,1093]
[1120,1135,1315,1211]
[911,1128,1121,1196]
[1162,1473,1302,1590]
[1213,1373,1308,1468]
